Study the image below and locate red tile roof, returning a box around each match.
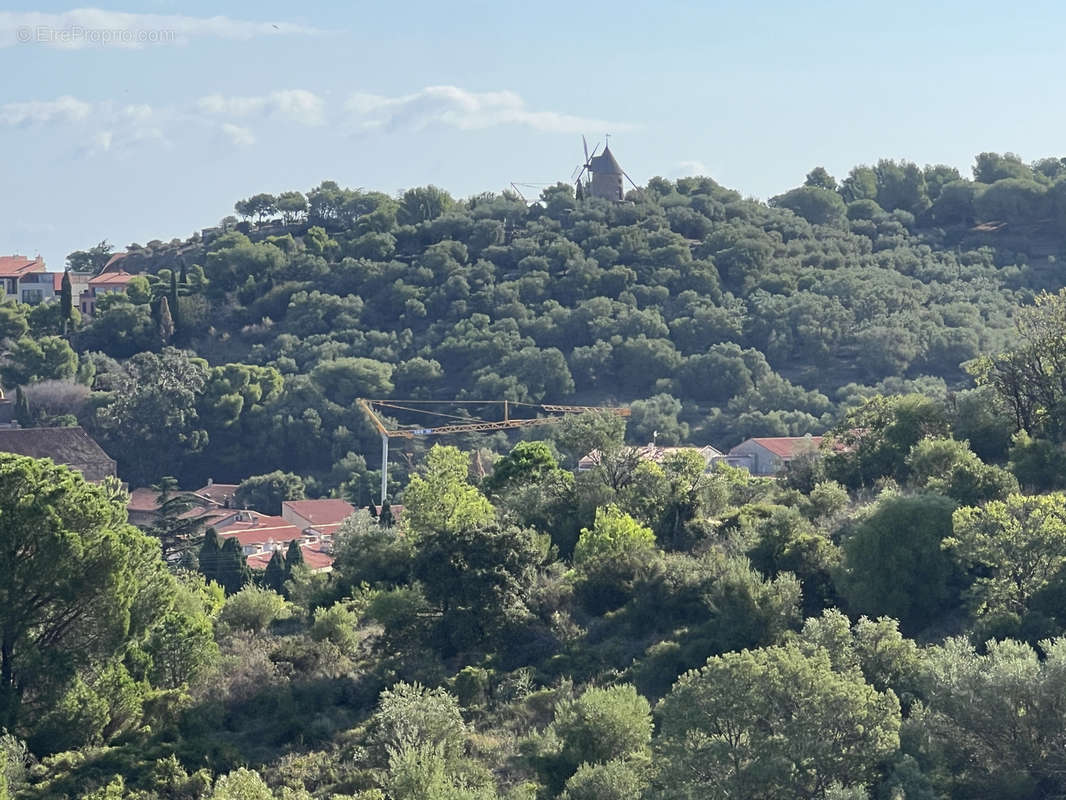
[128,487,162,513]
[246,543,334,571]
[193,482,238,506]
[0,255,45,278]
[216,513,304,547]
[745,437,823,459]
[282,498,355,526]
[88,271,137,287]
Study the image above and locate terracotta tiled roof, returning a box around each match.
[193,483,238,506]
[743,437,823,459]
[246,543,334,571]
[127,487,163,513]
[88,271,136,287]
[216,513,304,547]
[282,498,355,526]
[0,255,45,278]
[0,426,116,481]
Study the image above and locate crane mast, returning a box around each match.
[357,398,630,503]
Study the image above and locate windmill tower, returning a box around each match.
[573,135,636,201]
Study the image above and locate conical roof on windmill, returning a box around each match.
[589,145,622,175]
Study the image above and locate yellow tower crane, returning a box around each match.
[357,398,630,503]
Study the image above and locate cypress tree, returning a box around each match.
[169,270,181,342]
[13,387,30,429]
[366,501,379,518]
[378,500,395,528]
[198,528,222,585]
[60,270,73,334]
[218,536,250,594]
[264,549,286,592]
[285,539,304,574]
[156,295,174,345]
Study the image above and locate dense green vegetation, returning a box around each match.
[18,150,1066,497]
[12,152,1066,797]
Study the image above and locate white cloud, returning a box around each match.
[674,160,708,177]
[198,89,325,125]
[0,95,91,126]
[220,123,256,147]
[90,130,112,152]
[0,9,322,49]
[346,85,634,134]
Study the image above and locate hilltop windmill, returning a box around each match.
[572,135,638,201]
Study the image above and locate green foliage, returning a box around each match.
[548,684,651,783]
[948,493,1066,620]
[771,185,846,225]
[371,682,467,766]
[826,394,949,489]
[655,643,901,799]
[906,436,1018,505]
[334,509,413,589]
[414,522,542,653]
[915,637,1066,796]
[838,492,960,633]
[0,455,173,740]
[219,585,289,633]
[573,505,655,566]
[234,470,306,515]
[403,445,494,538]
[559,759,647,800]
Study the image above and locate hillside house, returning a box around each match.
[0,256,92,307]
[127,485,236,528]
[728,436,823,476]
[80,272,138,316]
[0,255,46,297]
[214,510,309,557]
[0,426,117,481]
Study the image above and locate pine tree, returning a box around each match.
[157,295,175,345]
[284,539,304,575]
[60,270,73,335]
[366,501,379,518]
[264,549,286,592]
[378,500,395,528]
[169,270,181,343]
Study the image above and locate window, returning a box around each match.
[21,289,43,305]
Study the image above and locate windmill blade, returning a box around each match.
[622,169,639,190]
[571,164,583,182]
[582,135,590,164]
[574,165,589,185]
[587,142,601,163]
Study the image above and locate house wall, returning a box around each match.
[281,506,313,530]
[727,441,781,476]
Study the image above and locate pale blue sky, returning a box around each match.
[3,0,1065,267]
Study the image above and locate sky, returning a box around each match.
[3,0,1066,267]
